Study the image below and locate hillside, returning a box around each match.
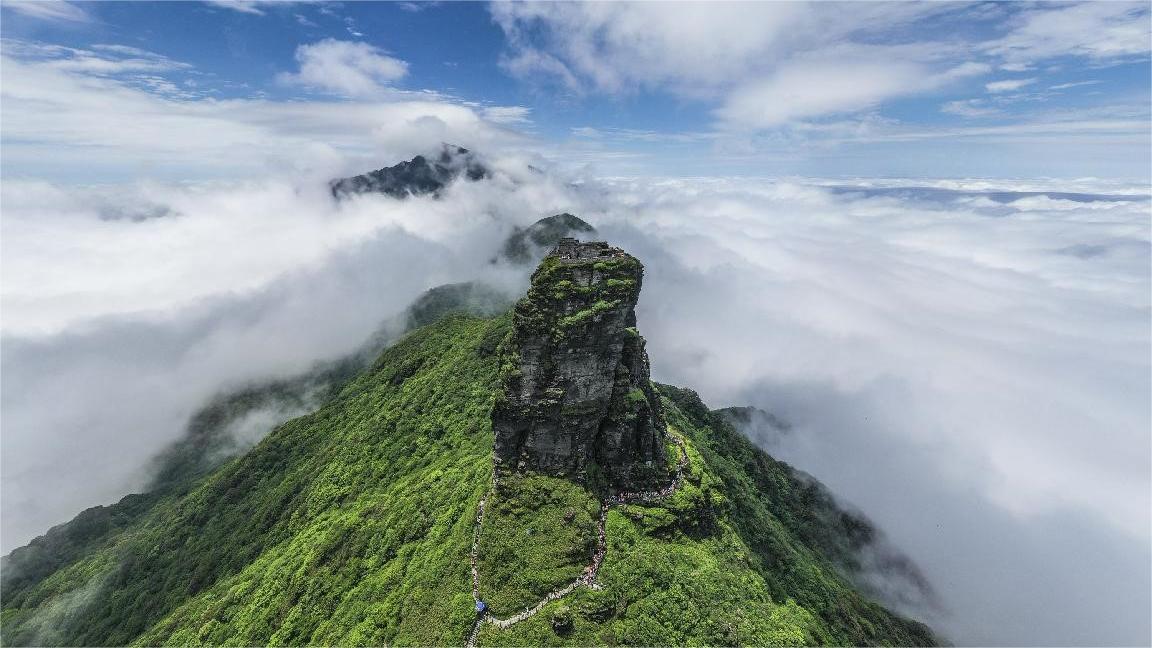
[0,240,937,647]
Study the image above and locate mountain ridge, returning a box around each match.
[1,232,939,647]
[329,144,488,200]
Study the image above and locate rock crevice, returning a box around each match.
[492,238,667,490]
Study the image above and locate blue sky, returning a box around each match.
[1,0,1149,180]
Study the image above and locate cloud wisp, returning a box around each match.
[1,0,90,23]
[278,39,409,98]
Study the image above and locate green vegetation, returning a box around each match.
[625,388,648,405]
[1,309,935,647]
[655,385,936,645]
[592,257,642,275]
[475,408,935,647]
[557,299,620,330]
[476,475,598,615]
[516,247,644,343]
[2,315,509,647]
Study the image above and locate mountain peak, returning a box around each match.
[329,143,488,199]
[492,239,667,490]
[499,214,598,265]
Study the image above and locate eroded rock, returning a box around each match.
[492,238,668,490]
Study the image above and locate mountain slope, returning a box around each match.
[3,315,507,646]
[1,243,937,647]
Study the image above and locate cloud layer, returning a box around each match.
[1,4,1149,644]
[3,161,1148,645]
[0,156,582,551]
[589,177,1151,645]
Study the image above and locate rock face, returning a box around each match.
[492,238,668,490]
[329,144,487,199]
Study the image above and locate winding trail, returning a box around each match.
[465,433,689,647]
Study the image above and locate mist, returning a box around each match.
[0,157,575,552]
[2,162,1149,645]
[591,177,1151,645]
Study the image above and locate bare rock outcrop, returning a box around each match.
[329,144,487,199]
[492,238,668,490]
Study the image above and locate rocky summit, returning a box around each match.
[329,144,488,199]
[498,213,597,265]
[492,238,667,490]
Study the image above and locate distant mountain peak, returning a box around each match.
[329,143,488,199]
[498,213,598,265]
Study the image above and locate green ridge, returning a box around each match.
[1,311,936,647]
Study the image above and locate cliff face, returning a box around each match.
[492,239,667,489]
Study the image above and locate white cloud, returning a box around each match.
[0,41,528,180]
[490,1,1147,136]
[491,2,958,98]
[1050,79,1103,90]
[492,1,805,95]
[278,39,408,98]
[203,0,277,15]
[491,3,992,130]
[398,1,438,13]
[1,0,89,23]
[570,126,602,138]
[1,39,192,76]
[988,2,1151,63]
[986,77,1037,93]
[941,99,1001,118]
[0,176,532,550]
[1,159,1149,647]
[582,175,1150,645]
[716,52,989,130]
[716,58,927,129]
[480,105,531,125]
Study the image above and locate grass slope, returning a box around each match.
[2,315,507,647]
[1,312,935,647]
[476,474,599,616]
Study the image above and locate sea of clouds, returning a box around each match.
[2,160,1148,645]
